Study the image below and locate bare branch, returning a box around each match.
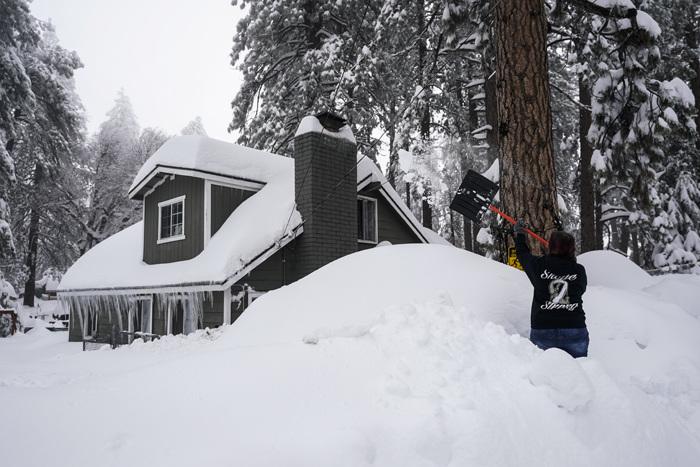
[550,82,592,111]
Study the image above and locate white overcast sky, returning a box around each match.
[30,0,244,140]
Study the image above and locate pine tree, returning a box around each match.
[181,116,208,136]
[80,91,141,252]
[0,0,41,262]
[1,8,84,298]
[229,0,382,154]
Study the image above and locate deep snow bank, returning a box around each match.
[2,245,700,467]
[578,249,656,289]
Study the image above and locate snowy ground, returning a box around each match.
[1,245,700,467]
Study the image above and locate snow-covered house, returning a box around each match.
[58,113,440,342]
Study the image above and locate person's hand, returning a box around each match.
[513,219,527,235]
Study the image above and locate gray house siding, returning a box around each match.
[68,310,82,341]
[68,308,127,342]
[152,295,167,335]
[236,244,296,291]
[358,190,423,251]
[210,184,255,236]
[231,242,297,319]
[202,291,224,329]
[143,175,204,264]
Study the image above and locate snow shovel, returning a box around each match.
[450,170,550,247]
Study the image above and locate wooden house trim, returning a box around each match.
[129,164,265,200]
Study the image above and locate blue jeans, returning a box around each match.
[530,328,589,358]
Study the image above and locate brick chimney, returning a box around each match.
[293,112,357,279]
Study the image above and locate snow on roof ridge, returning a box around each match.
[129,135,292,195]
[294,115,356,144]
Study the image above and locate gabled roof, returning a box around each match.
[128,136,291,200]
[59,136,443,295]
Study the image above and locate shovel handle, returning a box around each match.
[488,205,550,248]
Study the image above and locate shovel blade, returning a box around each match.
[450,170,498,223]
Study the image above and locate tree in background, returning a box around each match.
[1,0,43,263]
[229,0,699,271]
[0,7,84,305]
[229,0,382,154]
[76,91,170,254]
[181,116,208,136]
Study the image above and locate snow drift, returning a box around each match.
[2,246,700,466]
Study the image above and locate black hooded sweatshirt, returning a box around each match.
[515,233,587,329]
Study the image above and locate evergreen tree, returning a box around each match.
[1,9,84,299]
[0,0,42,262]
[80,91,141,252]
[181,116,208,136]
[229,0,382,154]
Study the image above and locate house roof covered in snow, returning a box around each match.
[128,136,293,200]
[59,135,438,295]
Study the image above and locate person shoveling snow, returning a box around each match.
[514,220,588,357]
[450,169,589,358]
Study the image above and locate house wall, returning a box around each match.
[68,309,82,342]
[202,291,224,329]
[210,184,255,236]
[67,307,128,342]
[357,190,423,251]
[152,295,167,335]
[152,293,225,334]
[231,241,297,321]
[234,242,296,292]
[143,175,205,264]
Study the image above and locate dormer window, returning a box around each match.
[357,195,377,244]
[158,195,185,244]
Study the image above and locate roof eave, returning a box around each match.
[57,225,304,297]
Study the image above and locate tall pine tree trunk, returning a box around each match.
[594,188,604,249]
[686,16,700,155]
[459,89,482,251]
[631,229,640,264]
[619,221,630,255]
[416,0,433,230]
[485,72,499,164]
[578,75,596,252]
[495,0,559,256]
[463,216,473,251]
[23,163,44,307]
[422,189,433,229]
[386,121,397,188]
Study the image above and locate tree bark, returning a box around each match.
[485,72,499,164]
[23,163,44,307]
[619,221,630,255]
[578,75,596,252]
[685,14,700,157]
[422,187,433,229]
[386,121,397,188]
[594,187,604,249]
[463,218,473,251]
[631,229,640,264]
[495,0,559,256]
[416,0,433,230]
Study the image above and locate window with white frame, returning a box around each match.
[357,196,378,243]
[158,195,185,243]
